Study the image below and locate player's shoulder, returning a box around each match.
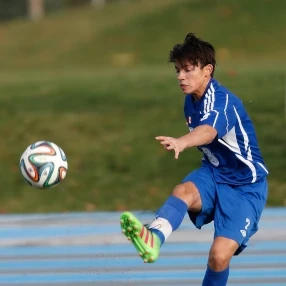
[212,78,231,96]
[212,78,241,103]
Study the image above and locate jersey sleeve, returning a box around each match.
[199,91,237,138]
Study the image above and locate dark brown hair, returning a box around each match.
[169,33,216,77]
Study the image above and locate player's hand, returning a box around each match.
[155,136,187,159]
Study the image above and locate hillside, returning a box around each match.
[0,0,285,70]
[0,0,285,213]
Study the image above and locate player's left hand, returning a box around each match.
[155,136,186,159]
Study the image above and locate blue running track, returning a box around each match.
[0,208,285,285]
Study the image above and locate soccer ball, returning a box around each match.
[19,141,68,188]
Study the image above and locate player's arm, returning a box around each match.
[178,124,217,147]
[156,125,217,159]
[156,92,237,159]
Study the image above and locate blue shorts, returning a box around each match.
[182,165,268,255]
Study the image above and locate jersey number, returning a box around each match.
[201,147,219,167]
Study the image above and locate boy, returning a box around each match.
[120,33,268,286]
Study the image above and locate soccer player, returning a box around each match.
[120,33,268,286]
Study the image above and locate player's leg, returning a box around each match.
[202,237,238,286]
[120,165,216,263]
[148,181,202,244]
[120,181,201,262]
[202,178,268,285]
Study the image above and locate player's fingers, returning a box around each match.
[155,136,166,141]
[166,145,174,150]
[160,140,171,146]
[155,136,172,141]
[174,148,180,159]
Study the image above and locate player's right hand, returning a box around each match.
[155,136,187,159]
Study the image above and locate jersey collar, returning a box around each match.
[190,78,218,103]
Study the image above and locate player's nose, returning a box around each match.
[177,71,185,80]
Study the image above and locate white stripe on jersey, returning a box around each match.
[203,84,230,132]
[204,94,208,114]
[233,106,253,161]
[212,110,219,127]
[235,154,257,183]
[224,94,229,133]
[258,162,269,174]
[218,127,241,154]
[210,84,215,111]
[204,83,215,114]
[207,91,212,113]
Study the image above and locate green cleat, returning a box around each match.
[120,211,161,263]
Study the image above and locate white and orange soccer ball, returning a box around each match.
[19,141,68,188]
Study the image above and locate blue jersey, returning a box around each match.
[184,78,268,185]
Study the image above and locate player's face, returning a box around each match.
[175,62,212,98]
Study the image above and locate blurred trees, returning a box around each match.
[0,0,107,22]
[0,0,27,21]
[28,0,44,21]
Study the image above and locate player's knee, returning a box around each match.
[172,182,200,209]
[208,251,231,271]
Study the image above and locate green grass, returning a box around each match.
[0,67,284,213]
[0,0,285,212]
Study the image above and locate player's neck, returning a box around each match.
[192,77,212,101]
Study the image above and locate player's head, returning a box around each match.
[169,33,216,96]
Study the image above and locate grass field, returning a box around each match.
[0,0,285,213]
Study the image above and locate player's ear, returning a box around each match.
[204,64,213,77]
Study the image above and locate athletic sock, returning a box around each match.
[202,265,229,286]
[148,195,188,245]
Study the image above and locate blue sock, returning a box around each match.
[150,195,188,245]
[202,265,229,286]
